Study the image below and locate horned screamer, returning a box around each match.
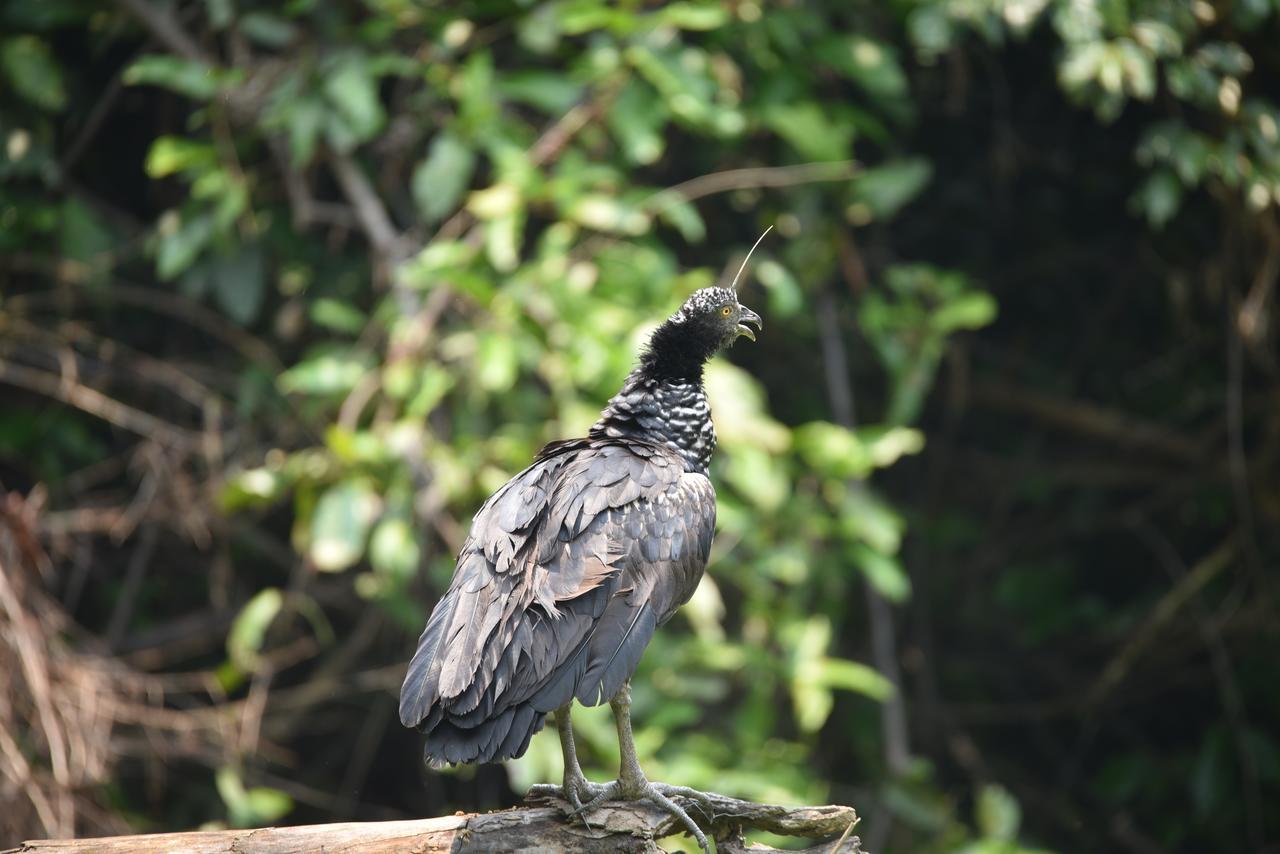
[400,270,765,851]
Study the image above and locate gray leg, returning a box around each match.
[525,704,606,811]
[571,681,714,852]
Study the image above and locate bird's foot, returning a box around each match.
[526,772,610,828]
[569,778,713,853]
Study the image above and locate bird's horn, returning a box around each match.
[730,225,773,292]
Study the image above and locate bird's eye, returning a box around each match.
[720,305,733,317]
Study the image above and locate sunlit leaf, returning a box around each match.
[476,332,519,392]
[976,784,1021,841]
[369,514,420,582]
[819,657,894,701]
[279,348,373,395]
[311,298,366,335]
[227,588,283,671]
[309,479,381,571]
[850,543,912,602]
[124,54,228,100]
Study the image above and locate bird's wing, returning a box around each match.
[398,438,715,764]
[534,464,716,709]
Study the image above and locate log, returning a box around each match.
[9,793,863,853]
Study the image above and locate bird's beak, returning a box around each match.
[736,305,763,342]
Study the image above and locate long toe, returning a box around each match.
[567,780,622,819]
[650,782,715,806]
[643,785,711,853]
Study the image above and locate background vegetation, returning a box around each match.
[2,1,1277,851]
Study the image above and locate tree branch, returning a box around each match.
[13,798,863,853]
[113,0,214,65]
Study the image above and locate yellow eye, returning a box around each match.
[720,305,733,317]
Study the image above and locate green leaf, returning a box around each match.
[210,245,266,326]
[976,784,1022,841]
[124,54,225,100]
[279,348,373,395]
[398,240,480,291]
[568,195,651,235]
[239,11,297,48]
[309,479,380,571]
[456,51,497,132]
[654,2,729,31]
[412,133,476,225]
[244,787,293,824]
[284,97,325,165]
[310,298,366,334]
[145,137,217,178]
[656,197,705,242]
[839,487,905,554]
[227,588,283,672]
[1134,169,1182,228]
[476,332,518,392]
[625,44,727,131]
[795,422,873,479]
[723,446,789,511]
[485,209,524,272]
[220,467,284,511]
[497,71,583,113]
[323,54,385,150]
[819,36,909,102]
[793,678,834,733]
[851,543,912,602]
[59,198,113,269]
[819,657,894,701]
[706,362,790,452]
[369,514,420,582]
[608,80,669,165]
[216,767,294,828]
[156,212,215,280]
[1,36,66,111]
[860,425,927,467]
[852,159,933,220]
[930,291,997,333]
[765,103,855,162]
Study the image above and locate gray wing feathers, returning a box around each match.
[398,438,715,765]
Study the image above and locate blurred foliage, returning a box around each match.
[1,0,1278,852]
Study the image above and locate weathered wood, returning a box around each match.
[11,795,862,853]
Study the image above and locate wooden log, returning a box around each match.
[10,793,863,853]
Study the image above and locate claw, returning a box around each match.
[528,778,610,831]
[566,779,712,853]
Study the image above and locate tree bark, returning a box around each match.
[12,796,862,853]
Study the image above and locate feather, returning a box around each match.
[575,599,658,706]
[402,436,716,768]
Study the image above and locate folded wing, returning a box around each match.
[398,438,715,766]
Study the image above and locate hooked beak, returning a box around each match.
[736,305,763,342]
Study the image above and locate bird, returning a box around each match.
[399,277,763,851]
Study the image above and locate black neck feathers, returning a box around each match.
[589,325,719,472]
[639,319,717,381]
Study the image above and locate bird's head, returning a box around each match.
[643,286,763,377]
[670,286,764,348]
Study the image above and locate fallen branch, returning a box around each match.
[12,797,863,853]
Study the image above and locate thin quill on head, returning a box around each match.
[730,224,773,292]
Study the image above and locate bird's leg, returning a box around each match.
[525,705,606,812]
[571,681,714,853]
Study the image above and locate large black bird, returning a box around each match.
[399,284,762,849]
